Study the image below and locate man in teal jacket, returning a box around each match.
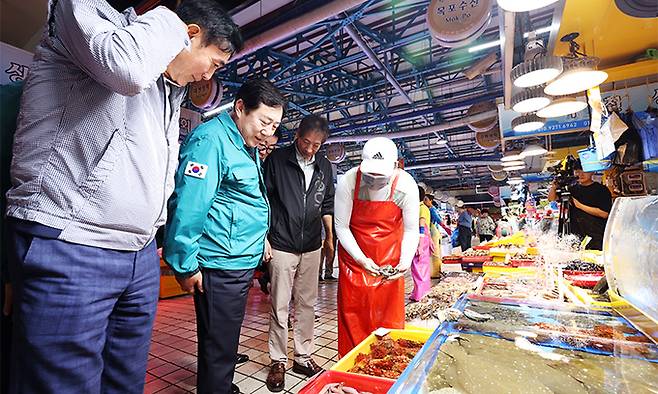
[164,78,286,394]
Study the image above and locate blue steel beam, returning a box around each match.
[270,0,378,81]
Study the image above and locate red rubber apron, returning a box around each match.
[337,169,405,357]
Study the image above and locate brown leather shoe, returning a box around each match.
[292,358,324,377]
[266,362,286,392]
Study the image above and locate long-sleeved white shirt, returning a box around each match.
[334,167,420,269]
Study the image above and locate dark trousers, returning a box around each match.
[8,227,159,394]
[458,225,472,251]
[479,234,493,242]
[195,268,254,394]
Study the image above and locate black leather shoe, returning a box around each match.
[236,353,249,364]
[231,383,241,394]
[266,362,286,392]
[292,359,323,377]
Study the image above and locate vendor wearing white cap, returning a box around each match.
[334,137,420,356]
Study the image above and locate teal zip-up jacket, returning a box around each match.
[164,112,269,276]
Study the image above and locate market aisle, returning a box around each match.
[145,274,419,393]
[144,280,341,394]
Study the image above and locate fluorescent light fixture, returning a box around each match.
[521,144,548,157]
[536,96,588,118]
[436,139,449,146]
[524,26,552,37]
[512,87,551,113]
[544,57,608,96]
[203,101,233,118]
[468,40,501,53]
[511,56,563,88]
[507,178,525,185]
[504,165,526,171]
[497,0,560,12]
[501,151,523,162]
[512,114,545,132]
[501,160,525,167]
[469,27,553,54]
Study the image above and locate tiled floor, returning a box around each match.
[145,279,341,394]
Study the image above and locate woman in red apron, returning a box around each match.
[336,169,407,357]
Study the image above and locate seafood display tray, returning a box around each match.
[331,329,432,380]
[297,370,393,394]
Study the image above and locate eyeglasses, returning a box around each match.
[258,145,275,154]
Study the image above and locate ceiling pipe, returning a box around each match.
[326,109,499,144]
[237,0,370,59]
[330,91,501,134]
[406,159,502,170]
[343,24,413,105]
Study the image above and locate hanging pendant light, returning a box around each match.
[512,113,545,132]
[520,144,548,157]
[536,95,588,118]
[511,56,563,88]
[497,0,559,12]
[544,57,608,96]
[544,33,608,96]
[501,160,525,167]
[512,86,552,113]
[501,151,524,162]
[504,164,526,171]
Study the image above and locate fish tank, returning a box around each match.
[389,196,658,393]
[389,331,658,393]
[603,196,658,335]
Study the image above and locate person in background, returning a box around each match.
[471,208,481,241]
[475,208,496,243]
[263,114,335,392]
[334,137,419,357]
[419,186,431,229]
[164,78,286,394]
[456,202,473,251]
[255,127,282,294]
[5,1,242,392]
[548,161,612,250]
[319,220,339,281]
[258,128,282,162]
[411,187,434,301]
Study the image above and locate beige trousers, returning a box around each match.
[268,248,321,364]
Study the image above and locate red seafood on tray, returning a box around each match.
[347,335,424,380]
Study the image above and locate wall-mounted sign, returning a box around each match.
[179,108,202,143]
[1,42,32,85]
[475,126,501,150]
[467,101,498,132]
[189,79,223,111]
[326,143,346,164]
[499,83,658,140]
[498,103,590,140]
[427,0,492,48]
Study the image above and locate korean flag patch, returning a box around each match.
[184,161,208,179]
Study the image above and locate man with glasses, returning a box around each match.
[258,128,282,162]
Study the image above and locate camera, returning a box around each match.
[549,155,578,197]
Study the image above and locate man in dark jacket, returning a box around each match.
[264,114,335,392]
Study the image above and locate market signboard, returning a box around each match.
[1,41,33,84]
[499,82,658,141]
[498,103,590,140]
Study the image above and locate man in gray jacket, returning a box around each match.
[4,1,242,393]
